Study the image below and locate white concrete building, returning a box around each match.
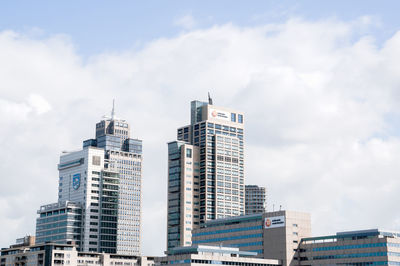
[0,242,154,266]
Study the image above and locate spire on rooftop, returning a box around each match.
[111,99,115,120]
[208,92,213,105]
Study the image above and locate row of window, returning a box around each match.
[193,233,263,244]
[37,214,81,224]
[313,252,400,260]
[311,242,387,252]
[163,258,272,266]
[193,225,262,237]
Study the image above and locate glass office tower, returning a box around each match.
[167,99,245,250]
[36,105,143,256]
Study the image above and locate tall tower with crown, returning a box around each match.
[35,101,143,255]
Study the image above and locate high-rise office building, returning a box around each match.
[35,104,143,255]
[245,185,266,215]
[167,98,245,250]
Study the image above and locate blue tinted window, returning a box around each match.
[238,114,243,123]
[231,113,236,122]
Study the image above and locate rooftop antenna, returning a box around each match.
[111,99,115,120]
[208,92,213,105]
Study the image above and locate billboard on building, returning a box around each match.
[208,108,230,122]
[264,215,285,229]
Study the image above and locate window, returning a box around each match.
[231,113,236,122]
[92,156,101,166]
[238,114,243,123]
[186,148,192,158]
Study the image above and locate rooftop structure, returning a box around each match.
[155,245,280,266]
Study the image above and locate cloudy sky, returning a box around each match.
[1,0,400,256]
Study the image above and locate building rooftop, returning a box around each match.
[38,201,82,212]
[199,213,263,228]
[301,229,400,244]
[166,245,258,257]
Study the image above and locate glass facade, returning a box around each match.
[245,185,266,215]
[167,141,184,250]
[35,202,82,249]
[99,171,119,253]
[298,229,400,265]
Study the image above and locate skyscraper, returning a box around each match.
[245,185,266,215]
[36,104,143,255]
[167,98,245,250]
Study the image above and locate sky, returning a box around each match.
[1,0,400,256]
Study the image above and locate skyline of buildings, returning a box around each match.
[167,98,245,250]
[2,97,399,266]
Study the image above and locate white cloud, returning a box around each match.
[174,14,196,30]
[1,18,400,256]
[28,94,52,114]
[0,94,51,120]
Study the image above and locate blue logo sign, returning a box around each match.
[72,174,81,190]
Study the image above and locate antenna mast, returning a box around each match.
[111,99,115,120]
[208,92,213,105]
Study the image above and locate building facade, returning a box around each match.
[167,99,245,250]
[192,210,311,266]
[35,107,143,255]
[155,245,280,266]
[167,141,200,249]
[245,185,266,215]
[298,229,400,265]
[35,201,82,248]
